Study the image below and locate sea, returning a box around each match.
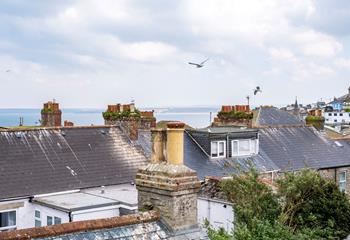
[0,107,220,129]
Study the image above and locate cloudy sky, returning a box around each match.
[1,0,350,108]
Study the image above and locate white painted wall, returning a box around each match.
[0,199,68,230]
[72,206,120,221]
[197,197,234,233]
[324,112,350,125]
[32,203,69,227]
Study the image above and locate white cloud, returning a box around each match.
[294,30,343,57]
[335,58,350,69]
[0,0,349,108]
[268,48,296,61]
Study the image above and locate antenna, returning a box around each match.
[209,111,212,125]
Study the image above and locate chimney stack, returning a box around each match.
[41,101,62,127]
[136,122,201,234]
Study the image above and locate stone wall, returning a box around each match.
[319,167,350,193]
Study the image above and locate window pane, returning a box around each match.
[232,141,238,156]
[35,220,41,227]
[239,140,250,155]
[340,182,346,192]
[340,172,346,181]
[54,217,61,225]
[211,142,218,157]
[0,211,16,227]
[218,142,225,156]
[35,210,40,219]
[251,140,256,154]
[47,216,53,226]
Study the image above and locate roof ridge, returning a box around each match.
[0,125,116,132]
[0,211,160,240]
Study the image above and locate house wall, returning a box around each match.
[72,206,120,221]
[324,112,350,125]
[197,197,234,233]
[32,203,69,227]
[0,199,69,231]
[319,167,350,194]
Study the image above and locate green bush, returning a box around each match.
[217,111,253,120]
[305,116,324,122]
[102,109,141,121]
[205,168,350,240]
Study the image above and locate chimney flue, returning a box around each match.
[166,122,185,165]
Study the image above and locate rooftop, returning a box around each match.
[254,107,304,127]
[0,126,148,199]
[192,126,258,134]
[33,184,137,212]
[0,210,207,240]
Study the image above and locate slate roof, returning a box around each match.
[337,88,350,103]
[0,211,207,240]
[255,107,304,127]
[184,126,350,178]
[0,126,148,199]
[258,127,350,171]
[184,131,279,179]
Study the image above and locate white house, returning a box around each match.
[324,111,350,125]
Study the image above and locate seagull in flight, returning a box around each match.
[254,86,262,95]
[188,58,209,68]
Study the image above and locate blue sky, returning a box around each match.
[1,0,350,108]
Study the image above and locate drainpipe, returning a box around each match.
[335,168,337,183]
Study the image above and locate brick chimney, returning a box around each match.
[136,122,201,234]
[41,100,62,127]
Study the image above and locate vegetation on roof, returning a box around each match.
[305,116,324,130]
[217,110,253,120]
[102,109,141,121]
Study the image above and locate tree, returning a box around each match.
[277,169,350,239]
[205,168,350,240]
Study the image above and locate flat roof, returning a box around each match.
[33,184,137,212]
[190,126,258,134]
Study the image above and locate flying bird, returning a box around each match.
[254,86,262,95]
[5,69,10,72]
[188,58,209,68]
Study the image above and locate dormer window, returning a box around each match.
[231,139,258,157]
[211,141,226,158]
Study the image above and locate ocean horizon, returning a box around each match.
[0,107,220,129]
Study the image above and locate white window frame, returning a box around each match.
[211,141,226,158]
[0,209,17,231]
[339,171,347,193]
[35,209,41,227]
[231,139,258,157]
[47,215,62,225]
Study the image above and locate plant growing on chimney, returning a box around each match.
[41,108,54,114]
[217,110,253,120]
[102,109,141,121]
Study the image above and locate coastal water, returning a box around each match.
[0,107,220,129]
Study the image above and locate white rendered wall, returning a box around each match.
[32,203,69,226]
[324,112,350,124]
[72,206,120,221]
[197,198,234,233]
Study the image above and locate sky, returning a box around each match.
[1,0,350,108]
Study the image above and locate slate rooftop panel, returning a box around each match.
[0,126,148,199]
[256,107,304,126]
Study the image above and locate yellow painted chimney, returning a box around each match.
[166,122,185,165]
